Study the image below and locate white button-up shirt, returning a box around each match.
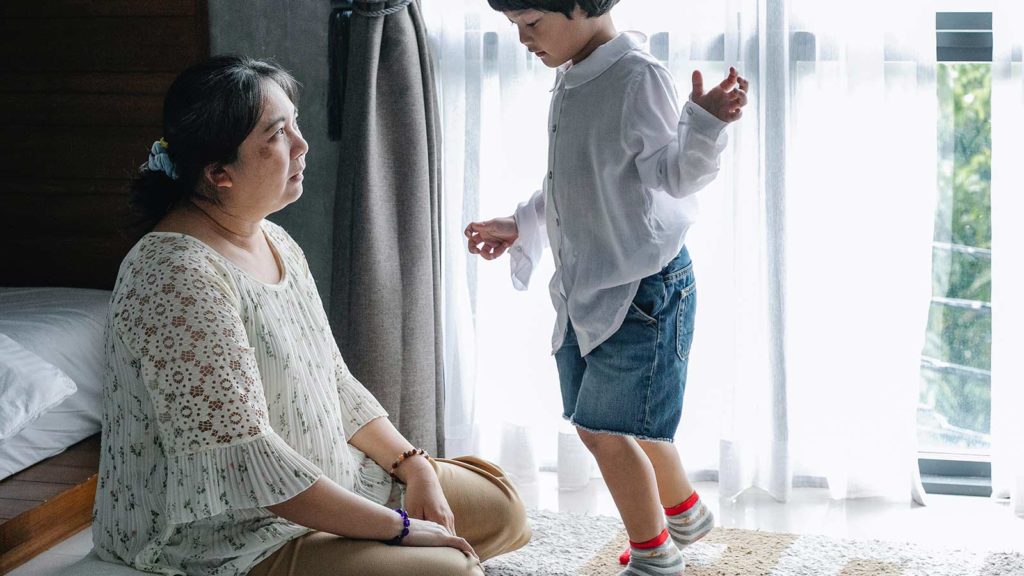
[510,32,728,356]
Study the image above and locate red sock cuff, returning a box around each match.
[664,491,700,516]
[630,528,669,550]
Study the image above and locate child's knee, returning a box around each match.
[576,427,629,453]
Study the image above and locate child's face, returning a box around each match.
[505,8,599,68]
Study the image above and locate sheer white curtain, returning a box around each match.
[427,2,561,481]
[429,0,938,504]
[990,0,1024,517]
[779,0,936,503]
[682,0,937,503]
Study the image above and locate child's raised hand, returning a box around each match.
[690,66,748,123]
[465,216,519,260]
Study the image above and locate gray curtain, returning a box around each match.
[329,0,445,455]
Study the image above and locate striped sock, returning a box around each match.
[665,492,713,547]
[618,529,684,576]
[619,492,714,565]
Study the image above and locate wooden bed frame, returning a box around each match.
[0,0,208,571]
[0,435,100,573]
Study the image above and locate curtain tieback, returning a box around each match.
[353,0,412,18]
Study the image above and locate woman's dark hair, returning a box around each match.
[486,0,619,18]
[128,55,299,236]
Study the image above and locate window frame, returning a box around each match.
[917,11,994,497]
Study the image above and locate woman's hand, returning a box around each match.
[344,419,471,555]
[465,216,518,260]
[690,66,749,123]
[401,517,478,561]
[402,464,457,535]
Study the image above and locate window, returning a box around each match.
[918,12,993,496]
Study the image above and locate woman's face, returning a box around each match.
[217,81,308,217]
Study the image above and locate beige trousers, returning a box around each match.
[248,456,531,576]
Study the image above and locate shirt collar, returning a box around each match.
[554,31,647,91]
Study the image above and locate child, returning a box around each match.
[465,1,747,575]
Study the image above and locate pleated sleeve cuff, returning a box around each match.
[164,432,322,524]
[337,374,389,439]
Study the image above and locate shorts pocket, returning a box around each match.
[628,301,658,325]
[628,274,664,326]
[676,281,697,361]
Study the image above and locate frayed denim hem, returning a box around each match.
[565,415,675,444]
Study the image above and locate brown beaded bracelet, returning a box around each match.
[389,448,429,482]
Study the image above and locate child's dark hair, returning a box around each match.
[486,0,619,19]
[128,55,299,237]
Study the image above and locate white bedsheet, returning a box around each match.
[0,287,110,480]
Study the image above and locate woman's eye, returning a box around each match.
[527,21,538,28]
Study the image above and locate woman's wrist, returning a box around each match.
[389,448,433,484]
[385,508,411,545]
[394,452,435,485]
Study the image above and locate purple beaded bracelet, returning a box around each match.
[386,508,410,545]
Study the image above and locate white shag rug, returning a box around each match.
[483,509,1024,576]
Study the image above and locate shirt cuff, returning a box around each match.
[510,201,541,291]
[337,378,390,439]
[682,100,729,141]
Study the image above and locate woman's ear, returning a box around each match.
[203,162,233,190]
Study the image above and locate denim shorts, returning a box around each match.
[555,246,696,442]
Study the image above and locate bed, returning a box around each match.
[0,0,210,570]
[0,288,109,479]
[0,287,111,573]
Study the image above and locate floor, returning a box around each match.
[520,474,1024,553]
[9,474,1024,575]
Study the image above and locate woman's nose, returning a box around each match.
[293,132,309,158]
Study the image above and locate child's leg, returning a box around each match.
[616,441,711,565]
[562,248,697,575]
[577,429,684,576]
[576,429,663,540]
[639,440,713,547]
[637,440,694,508]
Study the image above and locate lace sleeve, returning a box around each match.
[115,241,322,522]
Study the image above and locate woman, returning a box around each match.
[93,55,530,576]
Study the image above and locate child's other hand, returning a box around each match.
[690,66,748,123]
[465,216,519,260]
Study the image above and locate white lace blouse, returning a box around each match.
[93,221,394,575]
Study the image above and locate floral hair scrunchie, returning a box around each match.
[147,137,179,180]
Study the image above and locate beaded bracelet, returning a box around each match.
[385,508,410,545]
[389,448,428,483]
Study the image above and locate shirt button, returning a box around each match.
[548,171,553,180]
[551,124,557,133]
[556,217,561,226]
[686,107,694,116]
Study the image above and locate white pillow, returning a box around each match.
[0,333,77,443]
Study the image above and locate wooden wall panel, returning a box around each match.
[0,72,178,95]
[0,93,163,126]
[4,187,132,236]
[0,0,197,18]
[0,0,208,290]
[0,126,157,178]
[0,19,204,72]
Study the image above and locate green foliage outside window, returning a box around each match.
[919,63,992,452]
